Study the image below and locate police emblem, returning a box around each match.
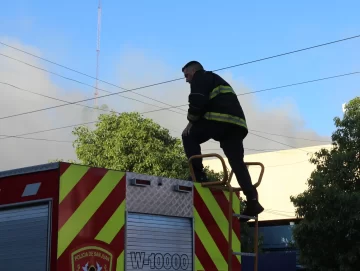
[71,245,113,271]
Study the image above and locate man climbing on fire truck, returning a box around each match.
[181,60,264,221]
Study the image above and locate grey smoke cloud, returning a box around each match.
[114,49,331,154]
[0,40,330,171]
[0,38,100,171]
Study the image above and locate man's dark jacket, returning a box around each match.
[187,70,248,131]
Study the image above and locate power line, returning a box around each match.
[249,132,310,153]
[0,41,186,112]
[1,70,359,126]
[249,129,331,143]
[267,208,295,214]
[0,53,186,116]
[153,71,360,110]
[0,81,185,120]
[0,80,186,120]
[0,133,310,170]
[0,35,358,149]
[3,78,302,148]
[236,71,360,96]
[112,70,360,131]
[1,41,185,108]
[0,82,111,114]
[0,80,180,134]
[212,34,360,72]
[0,121,314,156]
[0,133,287,153]
[0,130,284,154]
[0,113,304,155]
[1,34,359,116]
[1,70,358,145]
[0,134,73,143]
[1,34,359,146]
[0,120,98,140]
[263,210,295,218]
[0,111,180,141]
[1,33,359,93]
[0,127,312,158]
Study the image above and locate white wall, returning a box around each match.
[203,144,332,221]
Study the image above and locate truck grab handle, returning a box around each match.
[229,162,265,191]
[188,153,228,186]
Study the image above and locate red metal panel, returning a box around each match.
[57,163,126,271]
[0,169,58,205]
[0,167,59,271]
[193,183,242,271]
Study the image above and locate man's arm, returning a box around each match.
[187,72,210,122]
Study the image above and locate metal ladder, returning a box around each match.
[188,153,265,271]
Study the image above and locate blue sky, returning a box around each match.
[1,0,360,137]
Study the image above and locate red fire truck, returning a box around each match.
[0,155,263,271]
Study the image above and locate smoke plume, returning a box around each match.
[0,40,330,171]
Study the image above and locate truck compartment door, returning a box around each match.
[0,203,50,270]
[126,213,193,271]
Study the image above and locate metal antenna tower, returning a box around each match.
[94,0,102,107]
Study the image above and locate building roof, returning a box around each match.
[0,162,60,178]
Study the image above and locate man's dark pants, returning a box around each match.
[182,119,258,201]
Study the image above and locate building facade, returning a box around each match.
[203,144,332,221]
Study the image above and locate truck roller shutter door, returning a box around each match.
[126,213,193,271]
[0,203,50,270]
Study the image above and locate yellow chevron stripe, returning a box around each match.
[59,164,89,203]
[232,192,241,214]
[116,251,124,271]
[194,208,227,270]
[95,200,126,244]
[224,191,242,263]
[232,192,241,263]
[195,255,204,271]
[196,186,240,251]
[223,190,241,213]
[57,170,125,258]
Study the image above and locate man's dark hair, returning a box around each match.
[182,61,204,72]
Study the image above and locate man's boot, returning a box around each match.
[239,199,264,222]
[187,171,208,183]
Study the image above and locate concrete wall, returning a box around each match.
[203,144,332,221]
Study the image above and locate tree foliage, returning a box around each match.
[290,97,360,271]
[70,111,223,181]
[71,112,189,179]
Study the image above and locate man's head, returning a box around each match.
[182,61,204,83]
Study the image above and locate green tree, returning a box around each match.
[290,97,360,271]
[71,111,189,179]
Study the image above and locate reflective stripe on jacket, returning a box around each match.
[204,111,247,129]
[187,70,247,130]
[209,85,235,99]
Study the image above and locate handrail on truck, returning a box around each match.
[228,162,265,189]
[188,153,265,271]
[188,153,229,186]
